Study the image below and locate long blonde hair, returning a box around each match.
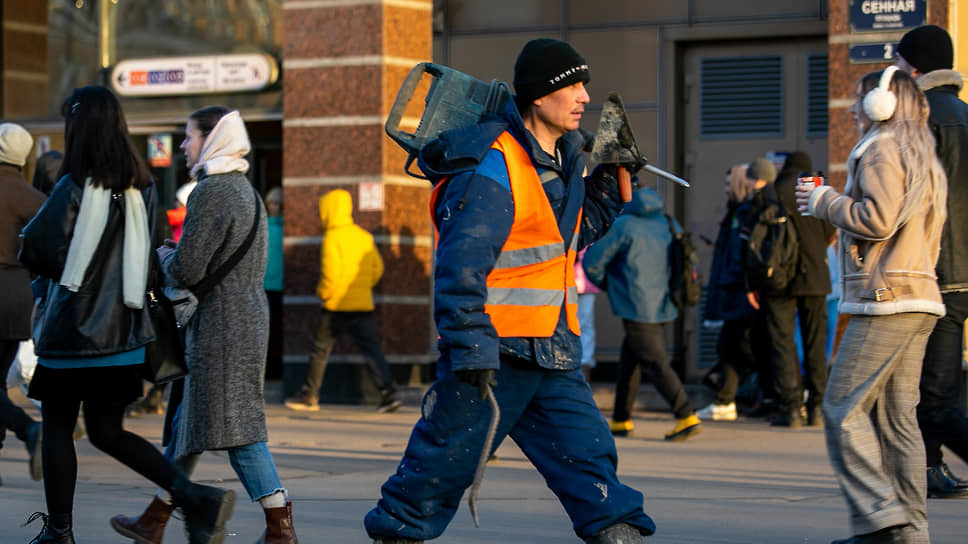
[727,164,750,203]
[856,69,947,241]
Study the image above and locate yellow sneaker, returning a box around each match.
[609,419,634,436]
[665,414,702,442]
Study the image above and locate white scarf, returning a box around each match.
[59,177,150,309]
[189,110,251,179]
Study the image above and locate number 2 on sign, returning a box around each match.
[883,43,894,60]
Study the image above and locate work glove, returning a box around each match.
[455,369,498,400]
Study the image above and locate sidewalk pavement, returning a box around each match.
[1,387,965,543]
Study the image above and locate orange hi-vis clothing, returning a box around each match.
[431,131,580,338]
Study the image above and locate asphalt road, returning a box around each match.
[1,391,965,543]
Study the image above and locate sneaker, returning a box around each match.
[665,414,702,442]
[284,392,320,412]
[696,402,737,421]
[609,419,634,436]
[376,398,403,414]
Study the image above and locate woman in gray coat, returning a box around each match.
[111,107,298,544]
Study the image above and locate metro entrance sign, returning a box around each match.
[111,53,278,97]
[849,0,926,32]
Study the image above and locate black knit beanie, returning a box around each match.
[897,25,953,74]
[514,39,590,110]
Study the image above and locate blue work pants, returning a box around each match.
[364,359,655,541]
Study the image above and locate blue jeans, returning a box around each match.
[165,403,284,501]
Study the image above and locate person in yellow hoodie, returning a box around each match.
[285,189,401,413]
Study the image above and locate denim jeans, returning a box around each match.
[165,403,285,501]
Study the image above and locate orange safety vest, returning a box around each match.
[430,131,581,337]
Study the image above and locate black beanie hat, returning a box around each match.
[897,25,953,74]
[514,39,590,109]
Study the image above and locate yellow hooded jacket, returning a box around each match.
[316,189,383,311]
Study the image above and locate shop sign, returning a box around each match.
[849,0,925,32]
[849,42,900,64]
[358,182,383,211]
[111,53,278,97]
[148,133,172,168]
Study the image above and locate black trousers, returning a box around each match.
[613,320,693,421]
[305,309,394,398]
[917,290,968,467]
[763,295,829,413]
[40,394,178,514]
[0,339,37,451]
[714,313,772,405]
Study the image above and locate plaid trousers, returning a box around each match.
[823,312,937,543]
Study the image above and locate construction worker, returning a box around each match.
[364,39,655,544]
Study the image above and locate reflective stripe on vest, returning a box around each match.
[430,131,581,337]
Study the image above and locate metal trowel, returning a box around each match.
[592,92,690,201]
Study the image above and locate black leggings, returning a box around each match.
[40,396,177,514]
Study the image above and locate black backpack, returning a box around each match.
[664,214,702,308]
[742,202,799,293]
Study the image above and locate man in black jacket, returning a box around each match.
[758,153,836,428]
[894,24,968,499]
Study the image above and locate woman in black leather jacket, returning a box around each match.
[18,86,235,544]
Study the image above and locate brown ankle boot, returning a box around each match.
[254,501,298,544]
[110,496,175,544]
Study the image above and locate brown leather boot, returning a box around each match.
[254,501,298,544]
[110,496,175,544]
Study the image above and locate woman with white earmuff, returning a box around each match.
[796,67,947,544]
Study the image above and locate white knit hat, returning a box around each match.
[0,123,33,167]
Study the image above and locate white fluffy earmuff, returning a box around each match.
[862,66,898,122]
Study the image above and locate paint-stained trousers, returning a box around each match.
[364,358,656,541]
[823,313,937,543]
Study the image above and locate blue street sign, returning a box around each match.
[849,0,926,32]
[849,43,900,64]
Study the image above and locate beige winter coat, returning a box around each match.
[807,131,946,316]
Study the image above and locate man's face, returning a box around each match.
[893,54,921,77]
[531,81,590,137]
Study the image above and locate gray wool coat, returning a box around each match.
[161,171,269,458]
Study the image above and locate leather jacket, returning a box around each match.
[19,174,158,358]
[918,69,968,292]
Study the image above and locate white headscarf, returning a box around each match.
[59,177,150,309]
[189,110,251,179]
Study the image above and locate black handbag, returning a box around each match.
[142,281,188,384]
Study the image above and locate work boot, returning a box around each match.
[26,422,42,481]
[25,512,75,544]
[254,501,298,543]
[665,414,702,442]
[584,522,644,543]
[110,496,176,543]
[171,475,236,544]
[373,539,423,543]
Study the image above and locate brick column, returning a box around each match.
[281,0,434,402]
[826,0,949,190]
[1,2,48,117]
